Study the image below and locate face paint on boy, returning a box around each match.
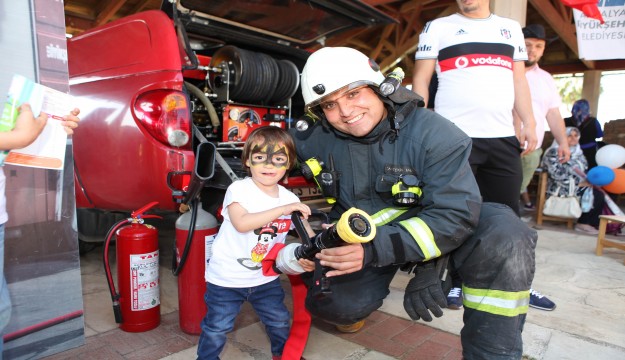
[250,142,289,168]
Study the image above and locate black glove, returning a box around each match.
[403,260,447,322]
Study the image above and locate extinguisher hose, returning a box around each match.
[172,198,199,276]
[103,218,131,324]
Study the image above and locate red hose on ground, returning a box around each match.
[3,309,84,342]
[262,244,311,360]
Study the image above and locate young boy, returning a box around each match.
[197,126,312,360]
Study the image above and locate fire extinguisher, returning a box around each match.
[103,201,162,332]
[173,198,219,335]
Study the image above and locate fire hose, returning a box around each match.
[261,208,376,360]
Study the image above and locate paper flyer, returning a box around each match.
[0,74,74,170]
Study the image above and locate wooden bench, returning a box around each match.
[535,170,575,229]
[596,215,625,265]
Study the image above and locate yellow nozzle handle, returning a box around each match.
[336,208,376,244]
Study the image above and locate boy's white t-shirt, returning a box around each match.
[205,177,300,288]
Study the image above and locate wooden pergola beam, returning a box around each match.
[95,0,126,26]
[371,24,396,59]
[130,0,155,14]
[529,0,595,70]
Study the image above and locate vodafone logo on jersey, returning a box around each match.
[440,54,512,72]
[455,57,469,68]
[468,55,512,68]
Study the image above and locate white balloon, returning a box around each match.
[596,144,625,169]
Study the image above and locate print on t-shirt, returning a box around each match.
[236,218,290,270]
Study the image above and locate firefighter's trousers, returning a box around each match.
[303,202,537,360]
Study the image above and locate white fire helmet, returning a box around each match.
[301,47,385,109]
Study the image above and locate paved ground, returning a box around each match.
[41,213,625,360]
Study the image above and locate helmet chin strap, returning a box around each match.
[379,96,398,132]
[375,85,425,133]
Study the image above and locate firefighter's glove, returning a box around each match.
[403,260,447,322]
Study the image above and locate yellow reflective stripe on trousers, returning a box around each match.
[398,217,439,260]
[463,286,530,317]
[371,208,407,226]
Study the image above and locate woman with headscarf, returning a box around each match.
[542,127,606,234]
[564,99,604,169]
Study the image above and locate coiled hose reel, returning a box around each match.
[208,45,300,105]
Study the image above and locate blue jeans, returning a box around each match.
[0,224,11,355]
[196,278,290,359]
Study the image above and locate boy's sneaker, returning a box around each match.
[446,287,463,310]
[529,288,556,311]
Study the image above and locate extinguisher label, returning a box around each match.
[205,234,216,265]
[130,250,160,311]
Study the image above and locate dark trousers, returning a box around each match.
[304,203,537,359]
[469,137,523,216]
[451,137,523,288]
[302,264,399,325]
[578,188,605,228]
[582,146,598,170]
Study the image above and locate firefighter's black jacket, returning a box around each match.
[291,94,482,266]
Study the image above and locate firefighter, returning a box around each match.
[290,47,537,359]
